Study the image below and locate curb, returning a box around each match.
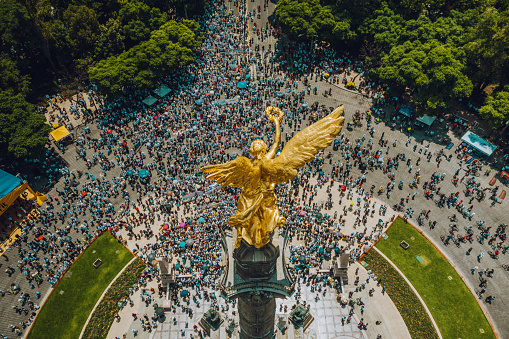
[358,213,398,263]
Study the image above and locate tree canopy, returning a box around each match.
[63,5,100,59]
[479,91,509,128]
[0,0,204,158]
[276,0,356,43]
[0,92,51,158]
[0,1,39,68]
[377,41,473,109]
[464,8,509,91]
[119,0,168,48]
[0,0,203,84]
[89,20,201,95]
[276,0,509,124]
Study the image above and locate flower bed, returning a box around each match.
[83,258,146,339]
[363,250,438,339]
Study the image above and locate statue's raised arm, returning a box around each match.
[264,106,284,160]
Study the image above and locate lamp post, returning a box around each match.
[311,34,318,54]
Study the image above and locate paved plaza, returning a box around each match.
[0,0,508,337]
[105,184,407,339]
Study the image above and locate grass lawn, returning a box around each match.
[83,258,146,338]
[29,232,133,339]
[363,250,438,339]
[375,217,495,339]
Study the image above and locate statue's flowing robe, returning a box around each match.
[228,180,285,248]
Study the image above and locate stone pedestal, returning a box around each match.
[218,229,294,339]
[199,308,224,337]
[289,305,313,332]
[158,259,175,285]
[233,240,279,281]
[333,251,350,285]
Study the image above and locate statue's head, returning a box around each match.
[250,139,267,159]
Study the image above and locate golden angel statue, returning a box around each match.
[201,105,345,248]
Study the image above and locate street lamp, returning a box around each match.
[311,34,318,53]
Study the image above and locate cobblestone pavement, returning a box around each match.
[1,0,508,337]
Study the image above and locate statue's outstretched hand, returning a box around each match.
[265,106,284,123]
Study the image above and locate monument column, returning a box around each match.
[233,240,280,339]
[238,291,276,339]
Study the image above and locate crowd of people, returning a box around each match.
[0,0,507,336]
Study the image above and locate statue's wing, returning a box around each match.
[263,105,344,184]
[201,156,258,189]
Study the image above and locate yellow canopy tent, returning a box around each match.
[35,192,48,206]
[21,189,48,206]
[49,126,71,141]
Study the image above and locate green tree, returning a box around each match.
[70,0,120,24]
[63,5,100,59]
[45,19,73,66]
[324,0,382,23]
[168,0,206,18]
[276,0,356,43]
[122,20,151,46]
[418,43,473,108]
[388,0,424,18]
[331,20,357,42]
[275,0,322,39]
[464,8,509,91]
[0,1,40,70]
[0,92,51,158]
[497,0,509,10]
[317,8,357,43]
[360,4,404,53]
[182,19,200,32]
[119,0,168,48]
[94,18,125,60]
[361,5,470,54]
[479,91,509,128]
[377,41,472,109]
[388,0,489,19]
[89,20,200,95]
[31,0,70,67]
[0,55,31,96]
